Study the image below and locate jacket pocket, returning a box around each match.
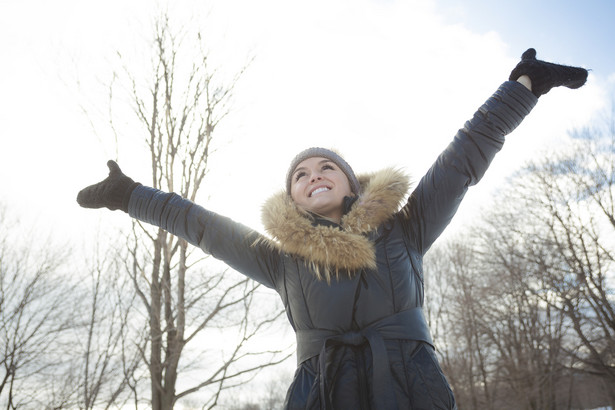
[283,363,321,410]
[406,344,456,409]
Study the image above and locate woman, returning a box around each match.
[78,49,587,409]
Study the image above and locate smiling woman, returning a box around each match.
[77,49,587,409]
[288,149,359,223]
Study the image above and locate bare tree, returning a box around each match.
[474,211,572,410]
[0,205,74,408]
[0,204,148,409]
[427,106,615,409]
[426,229,576,409]
[500,111,615,405]
[102,13,290,409]
[425,240,498,410]
[64,244,144,409]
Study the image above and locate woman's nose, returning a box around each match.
[310,172,323,183]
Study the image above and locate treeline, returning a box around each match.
[0,205,290,409]
[424,116,615,410]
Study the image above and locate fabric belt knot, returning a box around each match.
[337,331,364,346]
[295,307,434,410]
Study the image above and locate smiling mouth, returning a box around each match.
[310,187,330,197]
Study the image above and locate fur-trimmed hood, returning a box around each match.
[260,167,411,281]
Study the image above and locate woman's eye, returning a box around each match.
[322,164,334,171]
[295,172,306,181]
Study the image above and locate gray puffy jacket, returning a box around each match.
[129,81,537,409]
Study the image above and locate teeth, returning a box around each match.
[311,187,329,197]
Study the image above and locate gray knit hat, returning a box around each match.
[286,147,360,195]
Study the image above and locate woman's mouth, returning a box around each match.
[310,187,330,197]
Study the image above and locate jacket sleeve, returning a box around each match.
[401,81,537,254]
[127,186,282,289]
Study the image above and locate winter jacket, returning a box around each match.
[128,81,537,409]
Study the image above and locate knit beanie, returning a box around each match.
[286,147,361,195]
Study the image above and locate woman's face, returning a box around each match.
[290,156,353,223]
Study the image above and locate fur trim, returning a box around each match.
[260,167,410,282]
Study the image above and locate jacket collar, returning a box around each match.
[260,167,410,281]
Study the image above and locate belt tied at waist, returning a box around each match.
[295,307,433,410]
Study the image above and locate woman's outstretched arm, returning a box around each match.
[401,48,587,254]
[77,162,283,289]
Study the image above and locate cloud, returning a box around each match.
[0,0,606,237]
[200,0,587,229]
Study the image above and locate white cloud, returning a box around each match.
[0,0,608,239]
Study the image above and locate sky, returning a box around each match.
[1,0,614,246]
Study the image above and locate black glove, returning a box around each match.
[509,48,588,97]
[77,160,140,212]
